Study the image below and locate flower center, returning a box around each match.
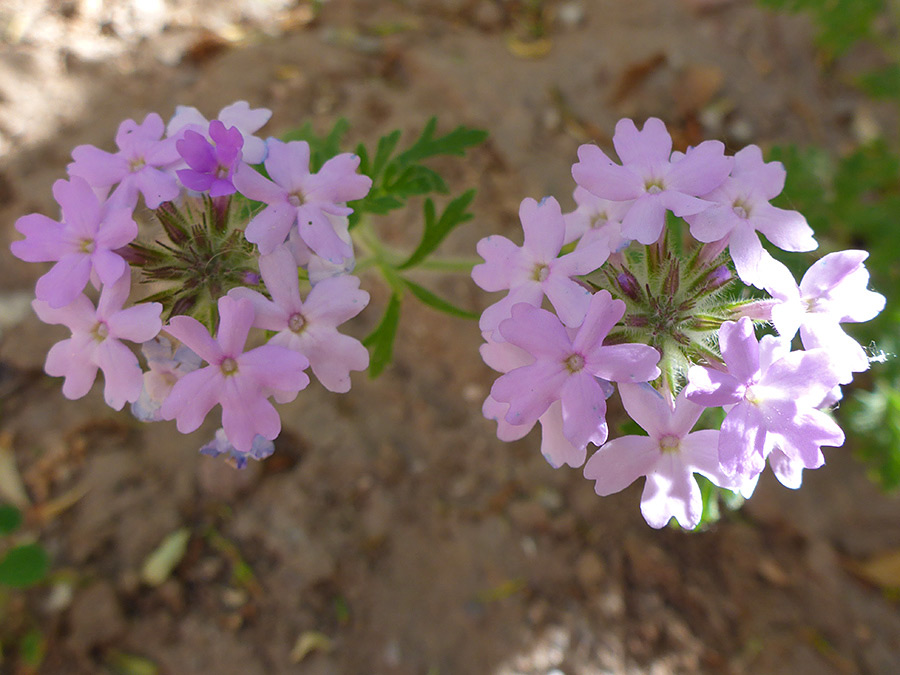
[732,199,750,219]
[532,263,550,282]
[91,321,109,342]
[658,434,681,453]
[591,212,608,228]
[564,353,585,373]
[645,179,664,194]
[288,190,306,207]
[220,357,239,376]
[288,312,306,333]
[215,164,230,179]
[744,385,761,405]
[129,156,146,173]
[79,237,96,254]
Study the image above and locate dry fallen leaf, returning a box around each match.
[853,548,900,590]
[609,52,667,104]
[506,36,553,59]
[141,528,191,587]
[290,631,333,663]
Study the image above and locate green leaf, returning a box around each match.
[20,629,46,668]
[363,294,402,378]
[0,543,49,588]
[398,189,476,270]
[394,117,488,166]
[0,504,22,535]
[757,0,883,57]
[402,279,478,319]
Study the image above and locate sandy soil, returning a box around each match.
[1,1,900,673]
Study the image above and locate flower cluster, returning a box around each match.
[474,118,886,529]
[12,102,373,466]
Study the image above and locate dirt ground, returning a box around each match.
[1,1,900,673]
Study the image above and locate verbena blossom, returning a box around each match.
[583,384,729,529]
[69,112,180,209]
[11,176,137,308]
[176,120,244,197]
[159,296,311,453]
[490,291,661,450]
[232,139,372,261]
[685,145,816,287]
[764,251,886,383]
[228,246,369,393]
[562,185,631,252]
[684,317,845,481]
[480,332,605,469]
[32,274,162,410]
[571,117,732,245]
[166,100,272,164]
[472,196,608,337]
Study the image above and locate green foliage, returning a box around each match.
[694,475,744,530]
[282,118,351,172]
[399,190,476,270]
[858,64,900,99]
[402,279,479,320]
[362,294,402,378]
[757,0,883,58]
[0,543,49,588]
[769,141,900,490]
[0,504,22,535]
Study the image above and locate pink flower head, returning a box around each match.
[176,120,244,197]
[563,185,631,252]
[159,296,311,452]
[685,145,816,287]
[32,274,162,410]
[765,251,886,383]
[584,383,730,529]
[684,317,844,481]
[490,290,661,450]
[572,118,732,245]
[11,176,137,308]
[227,246,369,393]
[480,331,608,468]
[232,139,372,262]
[472,196,608,338]
[68,112,180,209]
[166,101,272,165]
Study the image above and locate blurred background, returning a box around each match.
[1,0,900,673]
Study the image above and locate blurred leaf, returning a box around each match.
[474,578,525,603]
[402,279,478,319]
[0,504,21,535]
[854,548,900,590]
[848,379,900,490]
[757,0,883,57]
[398,189,476,270]
[140,528,190,587]
[281,118,350,172]
[363,294,402,378]
[393,117,488,166]
[19,629,45,668]
[858,64,900,100]
[104,650,158,675]
[0,543,49,588]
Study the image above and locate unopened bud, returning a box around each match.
[616,269,642,302]
[705,265,732,290]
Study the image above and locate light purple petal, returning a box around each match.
[492,360,569,427]
[583,435,659,496]
[227,287,287,331]
[620,195,667,245]
[573,290,625,357]
[233,163,287,204]
[90,248,128,287]
[306,153,371,204]
[297,328,366,393]
[665,140,731,195]
[239,343,310,392]
[720,317,759,384]
[258,246,303,310]
[559,372,608,449]
[301,274,369,326]
[244,203,297,254]
[718,402,767,477]
[759,348,841,405]
[520,197,565,259]
[296,204,352,263]
[164,316,222,364]
[728,224,765,286]
[479,336,532,373]
[159,366,221,432]
[11,213,69,262]
[68,145,129,187]
[32,295,96,332]
[265,139,310,192]
[35,254,92,308]
[498,302,572,361]
[752,204,816,252]
[472,235,525,292]
[767,447,805,489]
[107,303,162,343]
[539,400,588,468]
[613,117,672,165]
[542,275,592,328]
[483,395,534,442]
[479,283,544,338]
[618,382,672,438]
[572,144,643,201]
[95,338,144,410]
[640,461,702,529]
[216,297,254,357]
[799,250,869,297]
[684,365,744,407]
[46,337,97,400]
[588,343,661,383]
